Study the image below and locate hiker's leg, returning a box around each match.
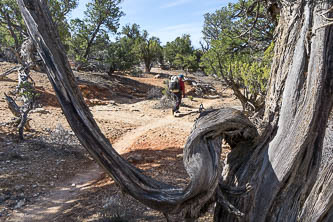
[172,93,178,113]
[178,93,182,109]
[175,92,182,111]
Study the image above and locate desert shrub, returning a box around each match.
[97,214,128,222]
[43,123,80,146]
[128,67,143,77]
[146,87,163,100]
[152,95,174,109]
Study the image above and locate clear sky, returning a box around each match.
[70,0,237,48]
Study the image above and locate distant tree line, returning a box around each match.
[0,0,275,112]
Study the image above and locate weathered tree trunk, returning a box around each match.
[17,0,333,221]
[83,22,102,60]
[5,65,35,140]
[20,37,35,65]
[108,65,115,76]
[215,1,333,221]
[300,111,333,221]
[4,91,33,140]
[2,36,38,139]
[16,0,257,219]
[144,59,152,73]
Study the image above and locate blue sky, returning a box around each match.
[70,0,237,48]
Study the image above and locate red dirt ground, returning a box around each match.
[0,62,240,221]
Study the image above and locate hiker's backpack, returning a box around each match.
[169,76,180,93]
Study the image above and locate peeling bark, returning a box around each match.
[20,37,35,65]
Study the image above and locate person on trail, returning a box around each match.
[169,74,185,115]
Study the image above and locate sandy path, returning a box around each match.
[114,114,194,154]
[5,103,197,222]
[6,163,102,222]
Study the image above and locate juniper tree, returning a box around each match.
[17,1,333,221]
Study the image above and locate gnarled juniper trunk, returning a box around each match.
[16,0,258,219]
[17,0,333,221]
[216,1,333,221]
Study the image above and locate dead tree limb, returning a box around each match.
[0,66,20,79]
[4,93,21,118]
[3,61,36,139]
[4,92,32,138]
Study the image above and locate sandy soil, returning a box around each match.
[0,63,240,222]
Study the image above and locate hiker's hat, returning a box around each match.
[178,74,184,79]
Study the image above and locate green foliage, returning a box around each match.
[18,81,38,101]
[106,37,139,74]
[0,0,77,51]
[122,23,141,39]
[105,23,162,74]
[84,0,123,32]
[228,54,271,96]
[105,24,142,74]
[163,34,200,72]
[201,0,275,111]
[67,19,89,64]
[130,27,162,73]
[0,0,26,52]
[164,34,192,68]
[68,0,123,65]
[48,0,79,44]
[0,0,76,63]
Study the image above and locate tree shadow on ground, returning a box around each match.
[26,147,195,222]
[174,110,199,118]
[76,72,164,105]
[34,72,165,107]
[0,78,17,83]
[148,72,173,79]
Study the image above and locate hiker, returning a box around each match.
[169,74,185,115]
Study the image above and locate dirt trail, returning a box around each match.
[5,101,201,222]
[6,163,103,222]
[114,114,193,154]
[1,63,241,221]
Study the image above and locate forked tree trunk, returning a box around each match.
[17,0,333,221]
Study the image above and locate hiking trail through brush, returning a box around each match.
[5,100,213,222]
[1,63,241,221]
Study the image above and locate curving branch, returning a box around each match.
[237,1,260,39]
[16,0,258,219]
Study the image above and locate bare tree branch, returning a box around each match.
[0,66,20,79]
